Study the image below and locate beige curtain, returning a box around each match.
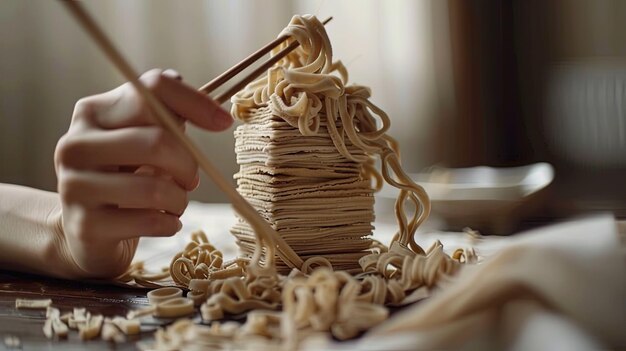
[0,0,453,202]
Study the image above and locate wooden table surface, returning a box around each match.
[0,270,157,350]
[0,268,414,351]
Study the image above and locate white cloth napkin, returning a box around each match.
[315,214,626,350]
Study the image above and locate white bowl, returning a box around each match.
[378,163,555,234]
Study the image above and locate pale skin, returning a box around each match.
[0,69,233,279]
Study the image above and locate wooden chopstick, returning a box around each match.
[202,17,333,104]
[198,37,289,94]
[59,0,303,270]
[212,39,300,105]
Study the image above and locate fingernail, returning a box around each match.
[162,68,183,81]
[176,220,183,232]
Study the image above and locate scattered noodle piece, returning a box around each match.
[78,314,103,340]
[452,247,480,264]
[68,307,89,329]
[147,287,183,305]
[112,316,141,335]
[15,298,52,309]
[3,335,21,349]
[101,318,125,343]
[154,298,194,318]
[117,261,171,288]
[43,307,69,339]
[186,290,207,306]
[463,227,484,246]
[41,304,141,342]
[127,297,194,319]
[46,306,60,319]
[59,312,72,324]
[43,318,54,339]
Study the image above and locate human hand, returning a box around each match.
[52,69,232,278]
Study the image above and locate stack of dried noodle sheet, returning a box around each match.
[231,106,375,273]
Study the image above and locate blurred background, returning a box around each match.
[1,1,625,224]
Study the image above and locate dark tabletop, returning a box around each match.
[0,270,155,351]
[0,269,416,351]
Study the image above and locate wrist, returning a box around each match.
[0,184,86,278]
[43,202,88,279]
[46,207,135,279]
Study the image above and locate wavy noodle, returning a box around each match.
[117,261,170,288]
[170,231,225,286]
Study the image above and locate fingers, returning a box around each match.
[84,69,233,131]
[56,126,198,190]
[60,170,188,216]
[107,208,182,238]
[71,208,182,243]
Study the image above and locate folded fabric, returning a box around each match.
[308,215,625,350]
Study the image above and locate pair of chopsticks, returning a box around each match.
[59,1,331,270]
[200,17,332,104]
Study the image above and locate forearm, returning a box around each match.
[0,183,80,278]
